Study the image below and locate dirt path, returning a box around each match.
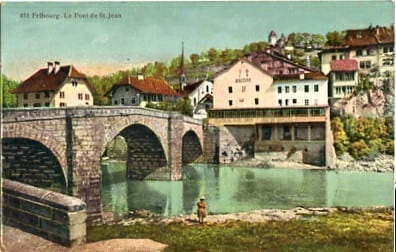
[1,225,167,252]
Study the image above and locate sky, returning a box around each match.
[1,1,394,80]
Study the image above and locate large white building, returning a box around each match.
[180,79,213,119]
[273,72,328,107]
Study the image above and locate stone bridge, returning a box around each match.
[2,107,204,223]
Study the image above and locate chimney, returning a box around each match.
[47,62,54,74]
[54,61,60,74]
[137,72,144,80]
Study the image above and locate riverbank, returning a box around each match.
[90,206,394,251]
[228,151,394,172]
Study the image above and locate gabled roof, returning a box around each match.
[330,59,358,72]
[247,49,314,73]
[12,65,94,94]
[106,75,178,96]
[343,25,394,47]
[273,71,328,81]
[214,59,272,79]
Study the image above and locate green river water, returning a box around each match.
[101,162,393,217]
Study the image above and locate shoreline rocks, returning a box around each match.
[102,206,393,226]
[227,152,394,173]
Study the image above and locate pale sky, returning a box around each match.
[1,1,394,80]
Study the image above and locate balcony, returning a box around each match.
[208,107,327,126]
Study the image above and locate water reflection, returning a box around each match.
[101,162,393,217]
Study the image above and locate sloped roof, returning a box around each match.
[178,80,206,96]
[214,59,272,79]
[343,25,394,47]
[12,65,94,94]
[273,71,328,81]
[330,59,358,72]
[106,75,178,96]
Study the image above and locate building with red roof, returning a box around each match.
[328,59,359,98]
[319,25,394,76]
[12,62,95,108]
[105,73,179,106]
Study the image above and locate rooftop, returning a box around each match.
[330,59,358,72]
[12,64,94,94]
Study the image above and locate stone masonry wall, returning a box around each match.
[218,126,256,163]
[2,138,66,193]
[182,131,203,163]
[122,125,168,180]
[202,126,220,163]
[2,179,87,247]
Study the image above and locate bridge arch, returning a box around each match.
[2,137,67,193]
[2,124,67,185]
[104,123,168,180]
[182,130,203,163]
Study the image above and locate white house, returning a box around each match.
[273,72,328,107]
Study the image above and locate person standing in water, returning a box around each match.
[197,196,207,224]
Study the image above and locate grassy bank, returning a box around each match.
[87,208,393,251]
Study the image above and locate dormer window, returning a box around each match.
[72,81,78,87]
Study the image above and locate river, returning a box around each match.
[101,162,393,217]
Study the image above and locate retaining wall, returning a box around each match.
[2,179,87,247]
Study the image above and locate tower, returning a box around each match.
[179,42,186,90]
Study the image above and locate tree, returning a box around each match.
[190,53,200,67]
[207,48,219,64]
[326,31,345,47]
[175,97,193,116]
[1,75,19,108]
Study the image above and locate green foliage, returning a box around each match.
[326,31,345,46]
[145,97,193,117]
[331,116,394,159]
[175,97,193,117]
[1,75,19,108]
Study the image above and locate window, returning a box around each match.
[255,85,260,91]
[285,86,290,93]
[35,93,40,99]
[206,85,209,92]
[384,47,388,53]
[359,61,365,69]
[121,98,125,105]
[292,86,297,93]
[278,99,282,106]
[71,81,78,87]
[285,99,289,106]
[239,98,244,103]
[59,102,66,107]
[23,104,28,107]
[228,86,233,93]
[356,49,363,56]
[60,91,65,98]
[314,85,319,92]
[114,100,118,105]
[278,86,282,94]
[33,103,41,107]
[340,55,344,60]
[255,98,259,105]
[45,102,50,107]
[304,99,309,106]
[228,100,233,106]
[131,97,136,104]
[158,96,163,102]
[292,99,297,104]
[242,86,246,92]
[45,91,50,98]
[125,87,129,92]
[23,93,28,100]
[78,93,83,100]
[193,97,197,106]
[85,94,90,100]
[331,55,337,60]
[304,85,309,92]
[365,61,371,68]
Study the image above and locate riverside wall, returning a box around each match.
[2,179,87,247]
